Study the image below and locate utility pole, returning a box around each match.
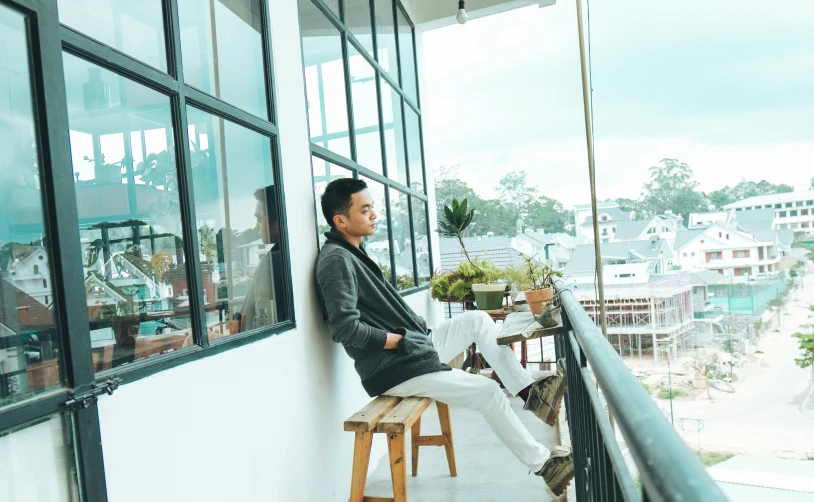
[667,344,675,427]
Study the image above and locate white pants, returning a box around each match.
[384,312,550,471]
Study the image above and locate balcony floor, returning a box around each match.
[364,392,566,502]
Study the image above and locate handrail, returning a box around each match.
[556,280,728,502]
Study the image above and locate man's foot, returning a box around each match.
[536,446,574,496]
[523,359,567,426]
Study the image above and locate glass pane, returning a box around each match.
[348,46,382,174]
[389,189,415,289]
[58,0,167,73]
[404,106,424,192]
[312,157,352,247]
[63,53,191,370]
[344,0,373,55]
[396,8,417,102]
[178,0,268,118]
[360,177,391,278]
[187,107,289,338]
[412,197,429,285]
[374,0,398,81]
[0,414,80,502]
[380,78,406,184]
[1,6,64,406]
[299,3,351,158]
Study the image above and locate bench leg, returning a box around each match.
[350,431,373,502]
[411,417,421,477]
[387,432,407,502]
[437,402,457,477]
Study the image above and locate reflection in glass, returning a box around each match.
[58,0,167,72]
[360,177,391,278]
[299,1,351,158]
[349,46,383,174]
[389,189,415,290]
[0,414,80,502]
[312,156,352,248]
[380,78,407,185]
[178,0,268,118]
[63,53,192,370]
[343,0,374,55]
[374,0,398,81]
[397,7,418,103]
[405,106,424,192]
[187,107,289,339]
[0,8,64,406]
[412,198,430,285]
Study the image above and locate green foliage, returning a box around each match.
[515,254,563,290]
[695,450,734,467]
[793,306,814,370]
[640,159,707,224]
[438,197,474,241]
[657,386,688,400]
[429,257,502,301]
[640,381,652,395]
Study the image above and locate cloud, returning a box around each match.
[422,0,814,209]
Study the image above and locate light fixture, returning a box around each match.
[456,0,468,24]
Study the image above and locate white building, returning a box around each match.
[688,210,737,229]
[573,202,634,241]
[673,224,781,281]
[563,238,675,287]
[511,230,587,268]
[724,190,814,239]
[6,247,52,307]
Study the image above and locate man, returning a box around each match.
[240,186,288,331]
[314,179,574,495]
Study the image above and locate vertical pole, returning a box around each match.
[574,0,608,338]
[667,344,674,427]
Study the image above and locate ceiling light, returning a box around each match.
[456,0,468,24]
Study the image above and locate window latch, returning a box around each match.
[64,377,122,411]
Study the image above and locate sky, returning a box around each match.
[422,0,814,209]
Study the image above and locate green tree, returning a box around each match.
[525,196,569,234]
[711,179,794,208]
[476,199,516,237]
[708,189,732,210]
[434,166,482,230]
[498,171,535,223]
[614,198,645,219]
[793,305,814,413]
[640,158,707,224]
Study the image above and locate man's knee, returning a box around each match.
[472,378,508,411]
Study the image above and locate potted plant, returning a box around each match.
[435,198,506,310]
[519,253,563,315]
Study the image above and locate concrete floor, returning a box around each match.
[364,393,567,502]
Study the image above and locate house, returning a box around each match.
[649,269,727,336]
[724,190,814,239]
[673,223,781,281]
[5,246,52,307]
[688,210,737,229]
[563,238,676,286]
[611,211,686,247]
[573,202,634,241]
[439,235,523,272]
[511,230,587,268]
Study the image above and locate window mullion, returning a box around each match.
[342,31,357,164]
[407,196,418,287]
[166,0,208,349]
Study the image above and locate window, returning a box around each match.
[802,209,810,216]
[33,265,39,275]
[691,252,696,257]
[791,210,798,217]
[60,0,291,373]
[43,279,47,289]
[803,222,810,229]
[683,253,687,257]
[779,211,787,217]
[775,203,782,208]
[299,0,430,292]
[796,201,803,207]
[807,200,814,206]
[733,250,750,259]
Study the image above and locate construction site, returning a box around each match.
[575,282,696,365]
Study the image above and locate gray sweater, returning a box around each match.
[315,231,450,396]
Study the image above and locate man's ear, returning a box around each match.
[332,213,345,229]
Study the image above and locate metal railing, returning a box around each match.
[554,281,728,501]
[694,308,724,320]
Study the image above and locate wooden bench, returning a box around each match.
[344,396,457,502]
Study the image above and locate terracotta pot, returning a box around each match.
[525,287,554,315]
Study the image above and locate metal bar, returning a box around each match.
[558,281,727,502]
[407,195,418,287]
[183,85,279,137]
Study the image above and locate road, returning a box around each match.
[667,270,814,458]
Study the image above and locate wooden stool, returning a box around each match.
[344,396,457,502]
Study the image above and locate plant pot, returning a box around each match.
[525,287,554,315]
[472,283,506,311]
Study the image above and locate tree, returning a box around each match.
[708,189,732,210]
[498,171,535,223]
[614,198,645,219]
[640,158,707,224]
[525,196,569,234]
[711,179,795,208]
[793,305,814,414]
[434,166,482,229]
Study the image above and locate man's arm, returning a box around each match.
[317,254,401,350]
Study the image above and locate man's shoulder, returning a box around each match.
[316,243,355,268]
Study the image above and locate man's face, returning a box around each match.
[333,189,377,238]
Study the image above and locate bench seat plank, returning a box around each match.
[344,396,402,432]
[375,397,432,434]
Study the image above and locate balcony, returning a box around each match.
[694,307,724,320]
[361,281,726,501]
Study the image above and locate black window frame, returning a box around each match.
[298,0,432,295]
[1,2,294,498]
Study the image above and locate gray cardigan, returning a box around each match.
[315,231,450,396]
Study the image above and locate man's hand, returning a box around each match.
[384,332,403,349]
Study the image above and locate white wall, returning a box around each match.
[96,2,441,501]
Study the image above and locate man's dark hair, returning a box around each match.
[254,186,279,224]
[321,178,368,229]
